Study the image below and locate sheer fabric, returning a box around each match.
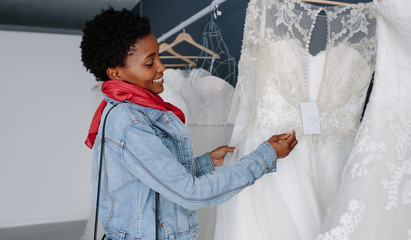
[318,0,411,239]
[214,0,376,239]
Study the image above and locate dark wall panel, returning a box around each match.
[134,0,249,60]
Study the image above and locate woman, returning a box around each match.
[80,8,297,240]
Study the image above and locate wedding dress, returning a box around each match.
[318,0,411,239]
[161,68,189,120]
[148,67,236,240]
[214,0,376,239]
[181,70,235,240]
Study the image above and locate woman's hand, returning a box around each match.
[210,145,236,167]
[267,130,298,159]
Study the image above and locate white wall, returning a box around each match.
[0,30,100,228]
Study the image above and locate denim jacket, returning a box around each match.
[92,96,277,240]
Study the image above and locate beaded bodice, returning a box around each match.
[181,74,235,126]
[229,0,377,143]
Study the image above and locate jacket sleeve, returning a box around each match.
[120,112,277,210]
[193,153,215,177]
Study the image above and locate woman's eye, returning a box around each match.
[146,63,154,67]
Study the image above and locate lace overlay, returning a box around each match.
[230,0,376,145]
[215,1,377,240]
[349,120,387,178]
[317,199,365,240]
[319,0,411,239]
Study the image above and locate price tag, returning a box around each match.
[300,102,321,135]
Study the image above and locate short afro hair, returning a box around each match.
[80,8,151,81]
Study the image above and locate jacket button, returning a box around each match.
[160,223,163,228]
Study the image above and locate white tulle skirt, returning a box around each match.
[214,128,354,240]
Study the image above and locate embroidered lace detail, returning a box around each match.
[272,1,308,40]
[230,0,376,147]
[379,110,411,210]
[390,118,411,161]
[403,180,411,205]
[376,98,411,210]
[316,0,411,239]
[381,160,411,210]
[317,199,365,240]
[349,120,387,178]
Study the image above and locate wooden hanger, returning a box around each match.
[159,43,197,67]
[160,32,220,59]
[301,0,349,6]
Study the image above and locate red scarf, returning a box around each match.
[85,80,185,149]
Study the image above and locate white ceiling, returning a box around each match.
[0,0,140,34]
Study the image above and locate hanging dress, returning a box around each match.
[160,68,189,119]
[214,0,376,239]
[181,71,235,240]
[318,0,411,239]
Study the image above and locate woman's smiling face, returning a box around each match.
[110,33,166,94]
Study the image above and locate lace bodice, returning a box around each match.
[229,0,376,143]
[181,72,234,126]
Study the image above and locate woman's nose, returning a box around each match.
[157,59,165,72]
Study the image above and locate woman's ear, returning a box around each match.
[106,68,122,80]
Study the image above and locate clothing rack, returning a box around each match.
[157,0,227,43]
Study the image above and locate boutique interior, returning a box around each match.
[1,0,410,240]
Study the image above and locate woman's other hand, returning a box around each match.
[210,146,236,166]
[267,130,298,159]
